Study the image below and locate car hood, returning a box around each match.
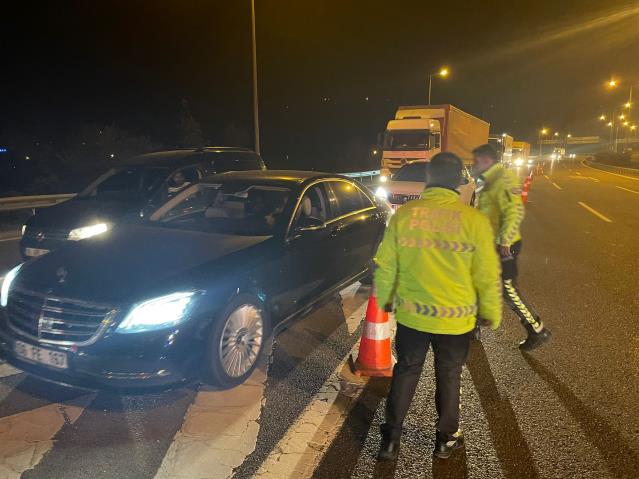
[15,224,271,304]
[385,180,425,195]
[28,197,142,230]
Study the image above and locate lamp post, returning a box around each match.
[538,128,548,160]
[428,67,449,105]
[250,0,260,155]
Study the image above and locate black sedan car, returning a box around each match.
[20,147,266,260]
[1,171,390,389]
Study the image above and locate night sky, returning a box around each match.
[2,0,639,170]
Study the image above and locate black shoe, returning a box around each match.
[378,428,401,461]
[519,328,552,352]
[433,430,464,459]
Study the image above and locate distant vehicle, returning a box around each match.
[1,171,391,389]
[489,134,514,164]
[19,147,266,259]
[512,141,531,167]
[379,104,490,181]
[551,147,566,160]
[375,161,476,210]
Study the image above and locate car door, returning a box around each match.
[324,180,380,285]
[276,182,334,318]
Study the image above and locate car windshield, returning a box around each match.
[79,167,169,200]
[384,131,429,150]
[393,163,427,182]
[150,182,292,236]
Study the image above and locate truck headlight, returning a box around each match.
[375,186,389,199]
[116,292,198,333]
[68,223,109,241]
[1,264,23,307]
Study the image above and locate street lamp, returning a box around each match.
[607,79,618,88]
[428,67,450,105]
[599,114,606,121]
[538,128,548,159]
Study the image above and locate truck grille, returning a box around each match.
[7,288,115,345]
[24,227,70,241]
[389,193,421,205]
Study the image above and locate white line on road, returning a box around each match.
[576,171,582,175]
[0,236,20,243]
[616,185,639,195]
[0,362,22,379]
[578,202,613,223]
[552,182,562,190]
[257,301,370,479]
[0,395,94,479]
[581,160,639,181]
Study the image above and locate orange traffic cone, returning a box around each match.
[350,288,394,377]
[521,178,530,204]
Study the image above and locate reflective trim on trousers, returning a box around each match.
[503,279,543,332]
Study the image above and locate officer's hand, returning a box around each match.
[479,318,493,328]
[499,244,513,258]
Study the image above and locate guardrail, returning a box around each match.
[0,193,75,212]
[584,161,639,177]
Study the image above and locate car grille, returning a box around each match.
[389,193,421,205]
[24,227,70,241]
[6,288,115,345]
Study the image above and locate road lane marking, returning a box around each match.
[154,360,268,479]
[616,185,639,195]
[0,363,21,379]
[0,237,20,243]
[576,171,582,175]
[581,160,639,181]
[578,202,613,223]
[543,174,550,180]
[552,182,562,190]
[0,394,94,479]
[256,301,370,479]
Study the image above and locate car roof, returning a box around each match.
[125,147,258,168]
[200,169,344,186]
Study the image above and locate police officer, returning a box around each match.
[471,143,551,351]
[375,152,502,461]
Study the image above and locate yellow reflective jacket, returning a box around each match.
[477,163,524,247]
[374,187,502,334]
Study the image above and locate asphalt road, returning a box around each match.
[1,161,639,478]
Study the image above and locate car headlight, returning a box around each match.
[68,223,109,241]
[21,225,26,237]
[514,158,524,167]
[116,291,198,333]
[379,175,388,183]
[528,160,533,165]
[1,264,23,307]
[375,186,388,199]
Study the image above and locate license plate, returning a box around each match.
[15,340,68,369]
[25,247,49,257]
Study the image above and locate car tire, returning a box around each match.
[202,294,270,388]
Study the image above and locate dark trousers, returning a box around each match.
[501,241,544,333]
[383,324,471,440]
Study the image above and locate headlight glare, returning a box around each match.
[68,223,109,241]
[116,292,197,333]
[1,264,23,307]
[375,186,389,199]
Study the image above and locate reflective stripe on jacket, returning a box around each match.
[477,163,524,246]
[374,187,502,334]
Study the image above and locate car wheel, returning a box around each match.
[203,294,269,388]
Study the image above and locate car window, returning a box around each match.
[150,182,291,236]
[210,153,264,173]
[326,181,372,217]
[167,166,202,198]
[79,167,169,200]
[292,184,329,229]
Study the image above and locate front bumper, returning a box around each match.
[0,312,206,390]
